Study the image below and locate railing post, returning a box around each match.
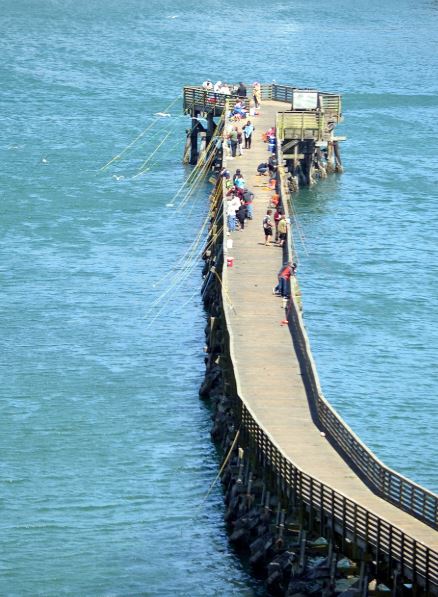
[425,548,429,593]
[320,484,325,536]
[341,496,347,552]
[298,472,305,527]
[433,497,438,528]
[412,541,417,587]
[400,532,405,577]
[331,489,335,536]
[376,518,381,580]
[365,510,369,546]
[309,477,314,530]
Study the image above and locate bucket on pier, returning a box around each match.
[227,256,234,268]
[226,239,233,250]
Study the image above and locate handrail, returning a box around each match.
[183,84,341,120]
[270,84,342,121]
[239,403,438,592]
[219,162,438,592]
[275,142,438,530]
[218,121,438,592]
[276,111,326,141]
[219,96,438,593]
[183,86,250,115]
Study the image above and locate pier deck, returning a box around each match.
[222,100,438,551]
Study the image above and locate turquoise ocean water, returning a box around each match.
[1,0,437,595]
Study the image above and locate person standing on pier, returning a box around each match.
[243,121,254,149]
[277,214,288,247]
[227,195,240,232]
[274,207,282,242]
[229,128,238,157]
[235,173,246,191]
[236,200,246,230]
[273,261,297,297]
[243,189,254,220]
[237,81,247,98]
[237,128,243,156]
[233,169,243,184]
[263,209,273,246]
[253,82,261,108]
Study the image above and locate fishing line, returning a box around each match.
[176,149,218,212]
[135,115,184,172]
[156,113,224,210]
[144,198,224,321]
[148,181,222,294]
[132,129,174,178]
[99,96,180,172]
[194,429,240,514]
[145,208,222,318]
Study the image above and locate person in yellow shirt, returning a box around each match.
[277,215,288,247]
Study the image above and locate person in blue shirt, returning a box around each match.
[243,121,254,149]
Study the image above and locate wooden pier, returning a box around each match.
[186,84,438,594]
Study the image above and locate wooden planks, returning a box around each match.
[220,100,438,580]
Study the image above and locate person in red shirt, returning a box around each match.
[273,262,297,297]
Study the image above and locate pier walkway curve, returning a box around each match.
[222,97,437,544]
[185,84,438,592]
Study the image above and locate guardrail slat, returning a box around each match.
[217,111,438,593]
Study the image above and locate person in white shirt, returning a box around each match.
[227,195,240,231]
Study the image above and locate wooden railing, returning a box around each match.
[276,111,325,141]
[270,84,342,122]
[218,114,438,593]
[320,93,342,119]
[276,150,438,531]
[260,83,273,100]
[271,83,297,103]
[184,84,341,121]
[183,86,249,115]
[239,403,438,592]
[317,398,438,526]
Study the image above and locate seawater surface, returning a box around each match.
[0,0,437,595]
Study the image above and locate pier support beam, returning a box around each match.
[326,141,335,173]
[206,112,216,146]
[190,117,199,165]
[334,140,343,172]
[183,129,191,164]
[198,132,207,164]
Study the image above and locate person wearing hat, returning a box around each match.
[253,82,261,108]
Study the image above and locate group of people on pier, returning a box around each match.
[216,82,294,299]
[222,168,254,232]
[225,121,255,157]
[223,161,294,299]
[221,100,297,298]
[202,80,262,108]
